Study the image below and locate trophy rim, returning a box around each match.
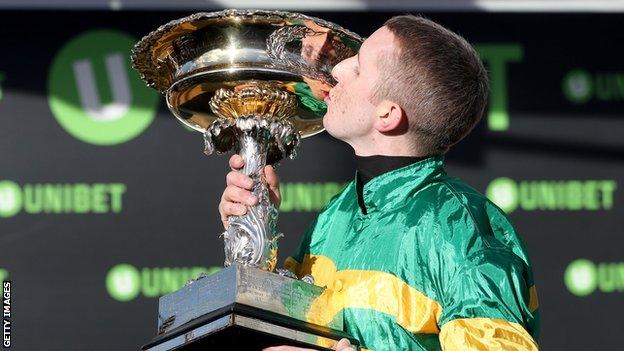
[131,8,364,93]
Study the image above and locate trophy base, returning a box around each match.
[141,264,359,350]
[141,310,353,351]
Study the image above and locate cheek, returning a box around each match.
[322,103,345,134]
[333,89,353,114]
[325,80,368,120]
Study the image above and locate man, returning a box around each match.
[219,15,540,351]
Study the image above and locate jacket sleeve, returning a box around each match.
[438,248,540,351]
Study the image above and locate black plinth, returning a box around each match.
[141,264,359,351]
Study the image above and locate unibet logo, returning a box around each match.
[563,68,624,104]
[564,259,597,296]
[48,30,158,145]
[106,264,141,302]
[486,177,617,213]
[563,69,592,104]
[105,264,221,302]
[564,259,624,297]
[0,180,126,218]
[0,180,23,218]
[485,177,518,213]
[280,182,345,212]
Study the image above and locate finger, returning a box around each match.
[333,338,352,350]
[226,171,254,189]
[229,154,244,170]
[223,186,257,206]
[264,165,281,207]
[264,165,280,188]
[218,201,247,218]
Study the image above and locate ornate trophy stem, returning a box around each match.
[223,127,279,271]
[203,83,301,271]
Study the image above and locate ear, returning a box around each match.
[373,100,406,133]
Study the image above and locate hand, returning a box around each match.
[333,339,356,351]
[218,154,281,229]
[262,338,355,351]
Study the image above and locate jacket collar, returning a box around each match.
[354,154,446,214]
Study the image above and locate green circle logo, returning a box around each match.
[48,30,158,145]
[106,263,141,302]
[564,259,597,297]
[0,180,22,218]
[563,69,592,104]
[486,177,519,213]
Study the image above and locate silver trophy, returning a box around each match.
[133,10,363,351]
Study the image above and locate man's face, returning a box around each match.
[323,26,396,145]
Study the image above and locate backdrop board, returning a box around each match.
[0,10,622,351]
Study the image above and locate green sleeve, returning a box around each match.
[438,247,540,341]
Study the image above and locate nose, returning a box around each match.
[331,55,357,85]
[331,59,347,83]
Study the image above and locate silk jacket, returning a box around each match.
[285,155,540,351]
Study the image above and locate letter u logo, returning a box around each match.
[48,30,158,145]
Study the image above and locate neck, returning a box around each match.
[348,132,430,157]
[353,154,431,215]
[355,154,430,186]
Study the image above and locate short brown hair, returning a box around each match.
[375,15,489,154]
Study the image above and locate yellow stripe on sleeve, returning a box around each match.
[440,317,538,351]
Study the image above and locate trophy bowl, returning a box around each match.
[132,9,362,139]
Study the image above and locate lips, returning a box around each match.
[323,90,332,102]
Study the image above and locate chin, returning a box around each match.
[323,113,347,139]
[322,122,335,137]
[324,126,346,142]
[322,115,332,132]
